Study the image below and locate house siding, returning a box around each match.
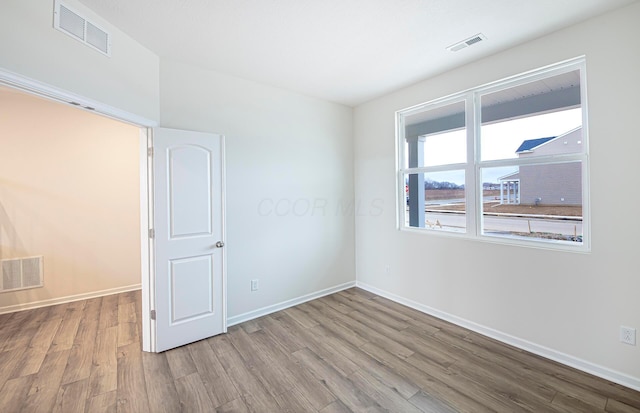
[514,128,583,206]
[519,162,582,205]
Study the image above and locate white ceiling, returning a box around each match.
[77,0,636,107]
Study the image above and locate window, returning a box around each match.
[397,58,589,251]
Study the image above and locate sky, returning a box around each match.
[410,108,583,185]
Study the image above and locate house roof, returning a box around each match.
[515,137,555,153]
[499,171,520,181]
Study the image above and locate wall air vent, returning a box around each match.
[53,0,111,57]
[446,33,487,52]
[1,256,44,293]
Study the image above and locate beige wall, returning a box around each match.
[0,87,141,311]
[354,2,640,388]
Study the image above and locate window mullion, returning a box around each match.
[466,92,479,236]
[479,153,586,169]
[401,164,467,175]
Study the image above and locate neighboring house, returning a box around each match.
[499,127,582,205]
[497,170,520,204]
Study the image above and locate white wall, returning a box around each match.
[0,87,141,311]
[2,0,355,326]
[0,0,159,121]
[5,0,636,388]
[160,59,355,319]
[354,2,640,387]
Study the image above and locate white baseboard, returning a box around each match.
[227,281,356,327]
[356,281,640,393]
[0,284,142,315]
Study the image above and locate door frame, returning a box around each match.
[0,68,188,352]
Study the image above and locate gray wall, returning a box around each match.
[519,162,582,205]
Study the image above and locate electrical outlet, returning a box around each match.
[251,279,259,291]
[620,326,636,346]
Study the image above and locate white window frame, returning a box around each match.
[396,57,590,252]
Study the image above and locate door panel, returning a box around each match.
[169,145,212,238]
[170,255,213,323]
[153,127,225,352]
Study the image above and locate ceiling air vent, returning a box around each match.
[53,0,111,57]
[446,33,487,52]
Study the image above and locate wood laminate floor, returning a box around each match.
[0,288,639,412]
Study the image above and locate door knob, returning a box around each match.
[215,241,225,248]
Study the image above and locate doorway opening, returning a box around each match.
[0,70,155,351]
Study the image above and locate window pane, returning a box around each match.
[480,70,582,162]
[396,60,588,251]
[403,101,466,168]
[480,162,583,244]
[405,171,466,232]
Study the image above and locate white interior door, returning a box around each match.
[152,127,226,352]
